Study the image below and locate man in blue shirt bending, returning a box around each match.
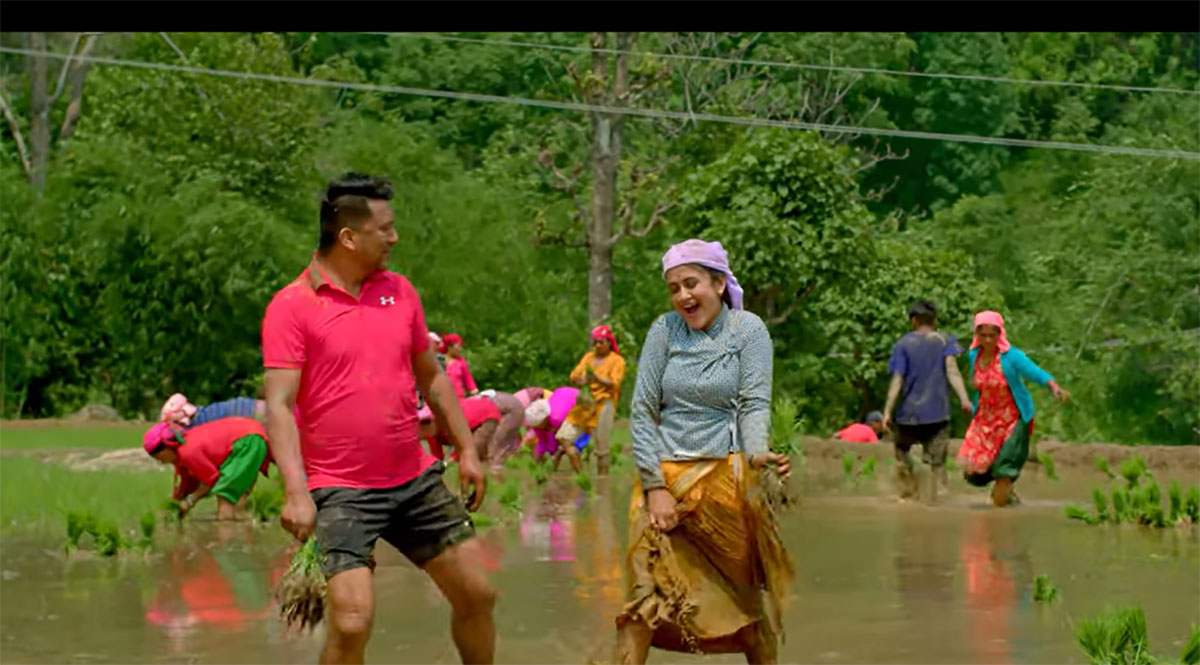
[882,300,972,503]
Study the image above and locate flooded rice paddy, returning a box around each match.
[1,461,1197,664]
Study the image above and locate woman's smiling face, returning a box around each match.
[665,264,725,330]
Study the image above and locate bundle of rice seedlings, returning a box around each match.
[842,454,856,478]
[1032,573,1060,603]
[1074,606,1151,665]
[1065,504,1101,525]
[137,511,156,549]
[858,457,877,479]
[1181,623,1199,665]
[162,499,183,526]
[1111,487,1130,523]
[1185,486,1200,524]
[65,511,96,552]
[1118,456,1148,489]
[498,478,521,514]
[573,472,593,495]
[1094,456,1116,480]
[93,520,124,557]
[769,397,800,457]
[276,538,327,632]
[1091,488,1110,523]
[1168,481,1184,524]
[1039,453,1059,481]
[472,513,496,529]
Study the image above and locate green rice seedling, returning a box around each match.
[137,511,156,549]
[842,453,856,478]
[1039,453,1059,481]
[1032,574,1060,603]
[503,455,524,471]
[276,538,326,632]
[162,499,183,526]
[1091,488,1110,523]
[92,520,123,557]
[573,472,593,495]
[1118,456,1148,489]
[1111,488,1130,523]
[1181,623,1199,665]
[945,457,958,471]
[1140,501,1168,529]
[1095,456,1116,480]
[498,478,521,514]
[1185,486,1200,524]
[769,396,800,456]
[532,464,549,485]
[65,510,96,551]
[858,457,877,479]
[246,479,285,523]
[1074,606,1151,665]
[472,513,496,529]
[1065,504,1101,525]
[611,440,624,458]
[1169,481,1184,524]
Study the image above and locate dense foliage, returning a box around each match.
[2,32,1196,444]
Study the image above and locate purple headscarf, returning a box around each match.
[661,239,744,310]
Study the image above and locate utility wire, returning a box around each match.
[2,46,1197,161]
[372,32,1200,97]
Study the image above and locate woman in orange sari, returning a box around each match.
[616,239,794,664]
[567,325,627,476]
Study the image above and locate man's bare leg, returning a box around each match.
[322,567,375,665]
[423,538,496,664]
[894,447,918,500]
[616,620,653,665]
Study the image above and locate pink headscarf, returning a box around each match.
[159,393,197,427]
[143,422,184,455]
[661,239,744,310]
[971,310,1011,353]
[590,325,619,355]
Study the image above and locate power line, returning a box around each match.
[373,32,1200,97]
[2,46,1198,161]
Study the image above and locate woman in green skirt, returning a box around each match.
[956,311,1070,507]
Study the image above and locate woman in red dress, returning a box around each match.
[956,311,1070,507]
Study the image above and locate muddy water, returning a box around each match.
[2,466,1197,664]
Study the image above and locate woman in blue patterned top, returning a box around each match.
[615,239,794,664]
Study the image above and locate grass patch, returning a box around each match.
[0,423,147,450]
[1,456,171,535]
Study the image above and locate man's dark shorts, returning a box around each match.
[312,461,475,579]
[894,421,950,466]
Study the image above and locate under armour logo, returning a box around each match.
[380,296,396,306]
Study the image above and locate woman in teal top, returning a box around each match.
[956,311,1070,507]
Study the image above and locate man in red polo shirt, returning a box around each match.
[262,173,494,665]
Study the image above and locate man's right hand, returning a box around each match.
[281,492,316,542]
[959,397,973,414]
[646,488,678,532]
[881,413,893,433]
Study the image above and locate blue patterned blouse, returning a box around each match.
[630,305,774,489]
[190,397,261,428]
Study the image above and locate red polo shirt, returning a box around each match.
[261,256,434,491]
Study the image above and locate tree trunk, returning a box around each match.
[26,32,50,190]
[584,32,630,326]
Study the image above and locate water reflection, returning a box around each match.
[959,517,1035,665]
[144,521,290,653]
